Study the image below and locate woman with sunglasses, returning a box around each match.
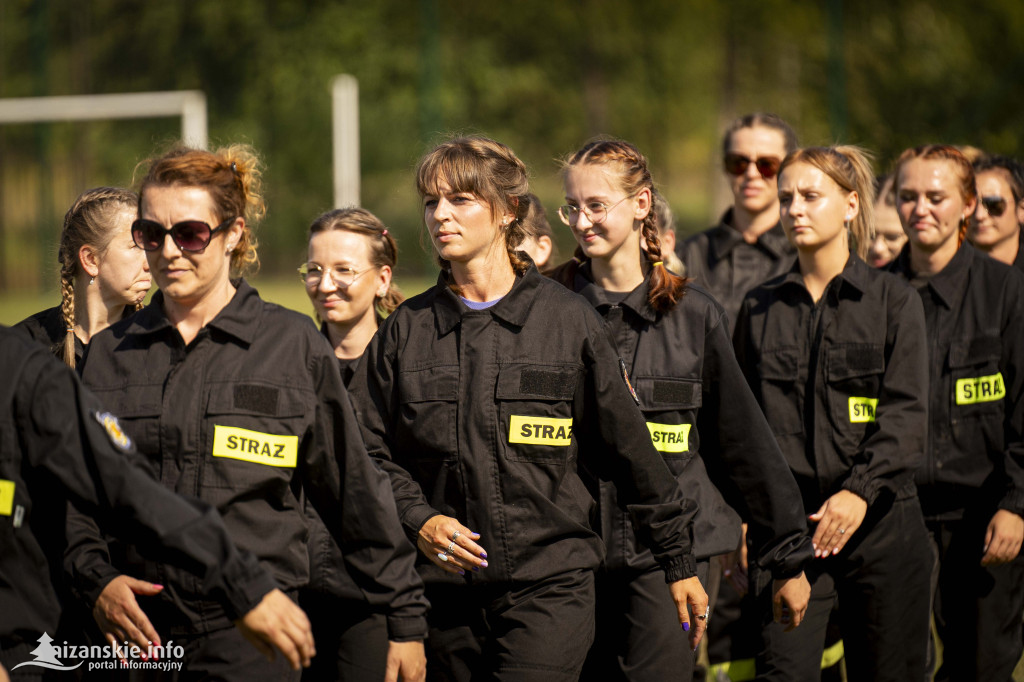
[888,145,1024,681]
[65,145,427,681]
[969,154,1024,271]
[734,146,932,681]
[16,187,150,370]
[297,208,426,682]
[548,139,812,682]
[677,112,798,335]
[349,136,707,682]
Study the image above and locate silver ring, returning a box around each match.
[437,552,449,562]
[451,530,461,540]
[838,528,846,535]
[447,542,457,553]
[696,605,710,621]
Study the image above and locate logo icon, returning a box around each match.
[11,633,83,672]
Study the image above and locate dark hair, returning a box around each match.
[521,193,559,265]
[559,139,688,313]
[415,136,531,274]
[973,155,1024,204]
[57,187,138,368]
[722,112,799,157]
[780,146,876,260]
[874,174,896,207]
[137,144,265,274]
[308,207,404,314]
[894,145,976,245]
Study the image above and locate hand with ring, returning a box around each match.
[418,515,488,575]
[809,490,867,558]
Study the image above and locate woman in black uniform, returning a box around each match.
[66,144,427,681]
[734,146,932,681]
[889,145,1024,681]
[298,207,419,682]
[16,187,150,369]
[548,139,812,681]
[349,136,707,682]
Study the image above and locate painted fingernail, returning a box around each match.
[480,560,488,568]
[682,622,690,631]
[480,552,488,559]
[473,566,480,572]
[154,584,164,589]
[458,570,465,575]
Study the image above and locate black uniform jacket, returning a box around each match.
[15,305,89,368]
[677,211,797,336]
[66,281,428,638]
[349,266,699,585]
[888,244,1024,520]
[564,266,811,579]
[0,326,276,650]
[734,256,929,514]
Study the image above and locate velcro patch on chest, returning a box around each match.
[212,425,298,467]
[645,422,691,453]
[955,373,1006,405]
[234,385,280,414]
[848,397,878,423]
[0,479,14,516]
[508,416,573,446]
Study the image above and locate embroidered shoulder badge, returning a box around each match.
[619,358,640,406]
[94,411,132,452]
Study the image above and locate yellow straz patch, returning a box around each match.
[508,416,573,446]
[848,397,878,423]
[646,422,691,453]
[212,425,298,468]
[956,373,1006,405]
[0,479,14,516]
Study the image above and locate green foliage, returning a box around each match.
[3,0,1024,292]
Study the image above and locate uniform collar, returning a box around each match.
[764,254,870,298]
[573,261,658,322]
[124,279,261,345]
[432,265,542,335]
[890,242,972,309]
[709,209,792,260]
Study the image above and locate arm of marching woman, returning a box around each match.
[303,339,429,642]
[19,346,296,645]
[839,285,929,507]
[700,299,812,582]
[577,313,698,584]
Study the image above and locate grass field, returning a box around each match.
[0,274,436,327]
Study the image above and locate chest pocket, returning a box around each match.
[758,348,803,437]
[202,382,308,490]
[496,364,580,464]
[825,344,885,454]
[90,384,163,459]
[948,335,1005,422]
[396,365,459,461]
[633,377,701,463]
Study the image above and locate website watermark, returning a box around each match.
[11,632,184,673]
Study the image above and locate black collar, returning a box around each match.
[432,265,543,335]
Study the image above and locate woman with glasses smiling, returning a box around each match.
[64,144,427,681]
[548,139,812,682]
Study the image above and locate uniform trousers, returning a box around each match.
[927,513,1024,682]
[755,496,931,682]
[424,569,595,682]
[298,594,388,682]
[581,561,709,682]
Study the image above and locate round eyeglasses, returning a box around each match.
[557,195,632,226]
[298,263,374,288]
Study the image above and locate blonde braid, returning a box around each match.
[58,261,77,368]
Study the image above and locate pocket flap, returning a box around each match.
[758,348,800,381]
[948,336,1001,369]
[92,384,163,418]
[827,344,885,380]
[495,364,580,401]
[398,366,459,403]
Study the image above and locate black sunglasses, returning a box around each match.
[980,196,1008,218]
[724,153,782,180]
[131,217,236,252]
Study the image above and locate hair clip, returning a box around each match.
[381,229,388,237]
[230,161,238,173]
[651,261,663,267]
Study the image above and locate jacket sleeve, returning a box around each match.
[577,318,698,583]
[698,304,812,579]
[840,286,929,505]
[63,502,122,608]
[997,273,1024,516]
[304,345,429,641]
[23,349,277,621]
[349,319,443,544]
